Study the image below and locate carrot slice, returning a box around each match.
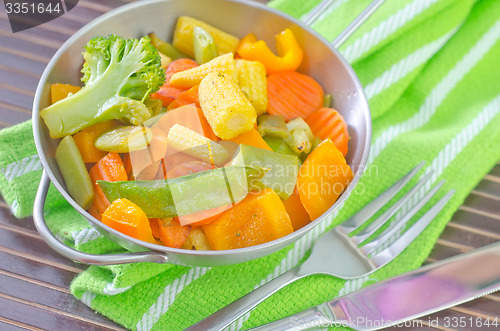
[158,218,191,248]
[151,59,198,106]
[165,58,199,76]
[267,71,324,121]
[167,85,200,110]
[102,198,155,243]
[306,107,349,156]
[89,152,128,214]
[178,204,232,226]
[88,203,102,221]
[151,86,184,106]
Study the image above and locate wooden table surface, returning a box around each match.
[0,0,499,330]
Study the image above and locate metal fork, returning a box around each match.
[187,162,455,331]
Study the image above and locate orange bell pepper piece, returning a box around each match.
[236,28,303,74]
[72,120,120,163]
[296,139,353,220]
[203,188,293,250]
[50,83,81,104]
[102,198,155,244]
[282,193,311,231]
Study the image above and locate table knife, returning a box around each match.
[249,242,500,331]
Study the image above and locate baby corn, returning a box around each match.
[167,124,229,166]
[173,16,239,58]
[169,53,237,89]
[199,72,257,140]
[236,59,268,115]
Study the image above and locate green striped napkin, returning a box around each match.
[1,0,500,329]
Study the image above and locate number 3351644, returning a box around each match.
[5,2,61,14]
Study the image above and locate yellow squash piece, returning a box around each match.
[169,53,237,89]
[235,59,268,115]
[199,72,257,140]
[173,16,239,58]
[167,124,229,166]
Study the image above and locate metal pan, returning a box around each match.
[32,0,372,266]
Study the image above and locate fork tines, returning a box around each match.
[337,162,454,267]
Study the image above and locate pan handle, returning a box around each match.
[33,170,169,265]
[302,0,386,49]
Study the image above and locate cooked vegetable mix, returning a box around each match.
[42,17,354,251]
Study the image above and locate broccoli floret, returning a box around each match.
[40,35,165,138]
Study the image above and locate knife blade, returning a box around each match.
[249,242,500,331]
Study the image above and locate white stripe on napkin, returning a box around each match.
[81,291,97,307]
[136,267,210,331]
[342,0,440,63]
[364,29,456,100]
[0,155,41,181]
[375,93,500,252]
[72,227,103,245]
[102,282,132,295]
[368,19,500,165]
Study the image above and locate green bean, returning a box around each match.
[55,136,94,209]
[286,129,312,154]
[193,27,218,64]
[148,32,187,60]
[323,93,333,108]
[263,136,297,157]
[257,114,290,139]
[95,125,153,153]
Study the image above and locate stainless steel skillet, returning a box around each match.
[32,0,374,267]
